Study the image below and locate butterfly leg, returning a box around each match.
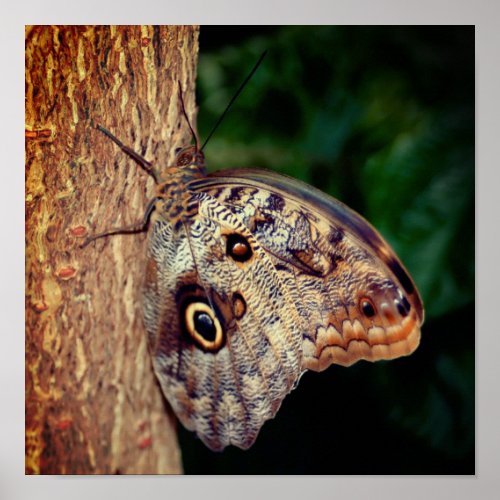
[96,124,160,182]
[82,124,161,247]
[81,196,158,247]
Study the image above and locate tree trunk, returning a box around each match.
[25,25,199,474]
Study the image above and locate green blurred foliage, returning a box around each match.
[179,26,474,474]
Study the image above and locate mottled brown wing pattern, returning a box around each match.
[89,117,424,453]
[189,169,424,372]
[143,194,303,451]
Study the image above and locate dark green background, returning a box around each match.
[177,26,475,474]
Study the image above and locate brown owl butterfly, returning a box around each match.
[86,58,424,451]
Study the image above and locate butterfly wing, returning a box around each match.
[189,168,424,372]
[143,194,303,451]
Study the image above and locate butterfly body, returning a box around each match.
[90,117,423,451]
[127,138,423,450]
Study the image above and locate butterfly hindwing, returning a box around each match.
[144,193,303,450]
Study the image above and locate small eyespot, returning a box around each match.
[232,293,247,320]
[184,301,224,351]
[360,298,376,318]
[395,296,411,317]
[226,234,253,262]
[175,147,182,154]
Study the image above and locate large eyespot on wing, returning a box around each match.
[179,289,226,353]
[188,168,424,371]
[143,196,304,451]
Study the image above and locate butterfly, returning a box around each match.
[86,79,424,452]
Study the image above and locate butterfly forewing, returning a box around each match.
[189,169,423,372]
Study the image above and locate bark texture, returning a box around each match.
[25,25,199,474]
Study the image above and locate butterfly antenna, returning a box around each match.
[200,50,267,152]
[178,81,200,150]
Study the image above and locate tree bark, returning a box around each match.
[25,25,199,474]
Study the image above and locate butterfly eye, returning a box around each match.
[184,301,224,352]
[176,152,192,166]
[175,147,182,155]
[226,234,253,262]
